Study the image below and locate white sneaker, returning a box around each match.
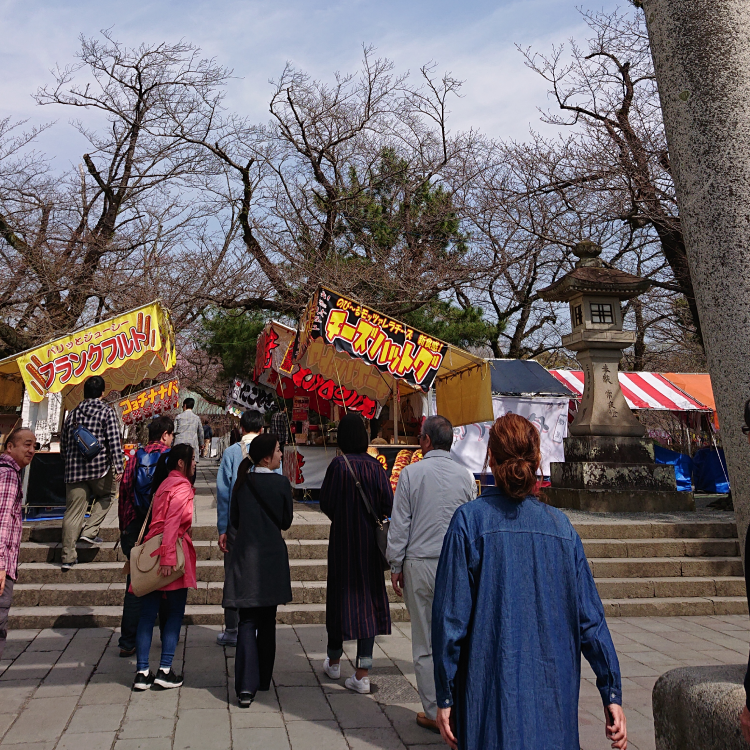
[323,657,340,680]
[216,629,237,646]
[344,673,370,694]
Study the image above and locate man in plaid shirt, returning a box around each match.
[60,376,124,570]
[0,428,36,659]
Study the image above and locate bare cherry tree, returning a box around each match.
[0,33,235,357]
[175,49,482,319]
[519,5,701,346]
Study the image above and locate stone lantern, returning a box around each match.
[539,241,694,512]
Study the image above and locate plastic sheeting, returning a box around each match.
[692,447,730,494]
[653,445,693,492]
[487,360,573,397]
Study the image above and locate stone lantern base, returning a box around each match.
[545,436,695,513]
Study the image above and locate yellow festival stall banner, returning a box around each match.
[6,302,176,407]
[114,378,180,426]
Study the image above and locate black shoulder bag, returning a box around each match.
[341,453,390,571]
[70,407,103,460]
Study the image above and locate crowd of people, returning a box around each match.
[0,374,639,748]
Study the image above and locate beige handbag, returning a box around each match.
[129,492,186,597]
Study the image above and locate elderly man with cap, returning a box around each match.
[0,427,35,659]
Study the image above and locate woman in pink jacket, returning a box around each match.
[133,443,197,691]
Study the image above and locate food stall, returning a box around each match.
[250,287,494,490]
[0,301,176,514]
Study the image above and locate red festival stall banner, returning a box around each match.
[297,287,449,393]
[115,378,180,426]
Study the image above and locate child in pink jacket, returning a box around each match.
[133,444,196,691]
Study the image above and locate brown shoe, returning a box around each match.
[416,712,440,733]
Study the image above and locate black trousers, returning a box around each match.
[235,606,277,697]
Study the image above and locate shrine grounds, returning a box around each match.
[2,463,749,750]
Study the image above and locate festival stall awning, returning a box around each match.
[295,287,493,427]
[663,373,719,428]
[548,370,711,412]
[488,359,575,397]
[0,301,176,410]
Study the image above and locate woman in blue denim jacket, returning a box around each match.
[432,414,628,750]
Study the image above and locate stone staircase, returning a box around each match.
[8,514,747,628]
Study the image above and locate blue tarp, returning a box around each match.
[653,445,693,492]
[692,447,730,494]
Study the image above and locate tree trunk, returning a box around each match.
[643,0,750,551]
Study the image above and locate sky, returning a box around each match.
[0,0,619,167]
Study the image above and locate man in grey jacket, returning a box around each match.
[386,415,477,733]
[173,398,204,458]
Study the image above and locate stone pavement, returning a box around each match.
[0,616,748,749]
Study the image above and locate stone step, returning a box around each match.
[22,517,737,544]
[18,554,744,586]
[21,536,738,564]
[588,557,744,578]
[594,576,746,599]
[6,602,410,629]
[16,559,332,584]
[573,520,737,540]
[11,580,402,607]
[601,596,749,617]
[581,538,739,558]
[18,538,330,564]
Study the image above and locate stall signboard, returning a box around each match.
[255,323,296,388]
[298,287,449,392]
[116,379,180,426]
[18,303,170,403]
[227,377,276,414]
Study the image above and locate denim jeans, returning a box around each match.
[119,521,168,651]
[235,606,277,696]
[136,588,188,672]
[327,636,375,670]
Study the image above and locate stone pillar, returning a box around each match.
[643,0,750,552]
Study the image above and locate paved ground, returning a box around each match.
[0,615,749,749]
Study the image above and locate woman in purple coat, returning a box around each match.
[319,412,393,695]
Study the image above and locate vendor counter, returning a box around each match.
[283,443,422,491]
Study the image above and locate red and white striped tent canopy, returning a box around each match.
[548,370,711,412]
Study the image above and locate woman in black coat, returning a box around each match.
[223,433,293,707]
[319,412,393,695]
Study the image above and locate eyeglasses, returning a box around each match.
[743,426,750,435]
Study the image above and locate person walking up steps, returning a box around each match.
[223,434,293,707]
[0,428,35,659]
[133,444,197,691]
[117,415,173,657]
[173,398,203,459]
[215,409,264,646]
[319,412,393,695]
[386,415,476,733]
[60,375,123,571]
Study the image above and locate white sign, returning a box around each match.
[450,397,569,477]
[226,378,276,414]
